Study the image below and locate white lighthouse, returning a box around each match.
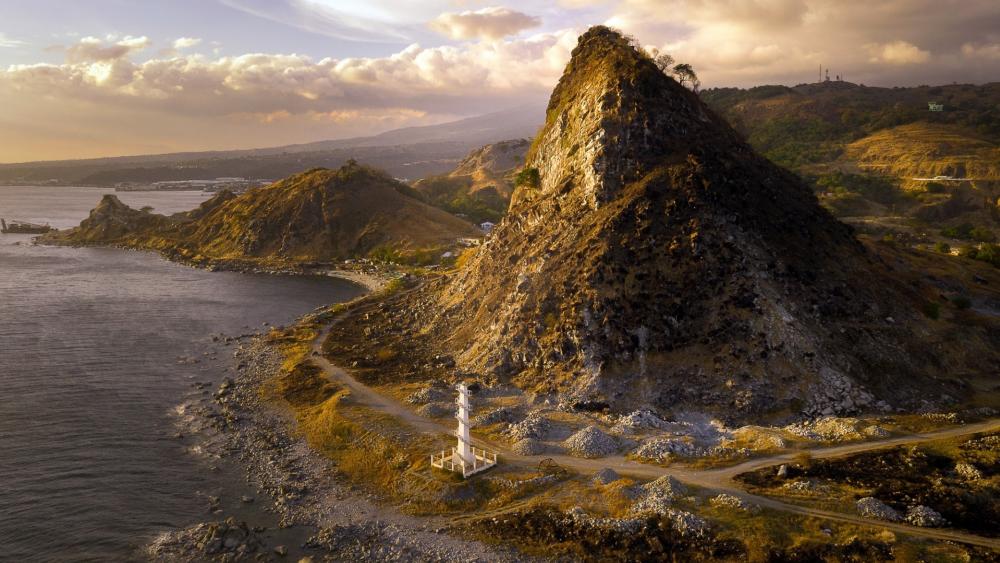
[430,382,498,477]
[456,382,474,464]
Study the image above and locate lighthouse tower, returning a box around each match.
[430,382,498,477]
[456,383,473,464]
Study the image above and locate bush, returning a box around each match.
[970,227,997,243]
[941,223,994,241]
[514,167,540,189]
[794,451,813,469]
[813,171,902,205]
[924,182,946,194]
[922,302,941,320]
[933,242,951,253]
[369,244,402,263]
[951,295,972,310]
[974,243,1000,267]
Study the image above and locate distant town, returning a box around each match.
[114,177,273,193]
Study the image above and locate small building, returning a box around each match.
[928,102,944,112]
[480,221,496,233]
[430,383,498,478]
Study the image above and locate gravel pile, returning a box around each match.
[709,494,759,513]
[629,476,687,516]
[782,480,828,493]
[627,502,708,538]
[405,385,450,405]
[611,409,669,434]
[905,505,947,527]
[472,406,517,427]
[921,412,959,423]
[592,468,621,485]
[504,412,551,441]
[416,402,454,419]
[562,425,619,458]
[856,497,902,522]
[966,435,1000,449]
[510,438,546,456]
[785,417,888,441]
[642,475,687,499]
[563,506,645,535]
[632,436,703,461]
[491,474,558,491]
[955,462,983,481]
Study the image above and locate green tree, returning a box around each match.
[672,63,700,92]
[652,52,675,73]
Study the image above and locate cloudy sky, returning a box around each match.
[1,0,998,162]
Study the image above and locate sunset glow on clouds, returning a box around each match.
[1,0,999,161]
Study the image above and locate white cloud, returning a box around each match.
[867,40,930,65]
[430,7,541,41]
[173,37,202,50]
[0,30,576,118]
[65,35,152,63]
[0,32,25,48]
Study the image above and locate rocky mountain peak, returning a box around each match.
[517,26,739,210]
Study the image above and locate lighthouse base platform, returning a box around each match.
[431,447,498,478]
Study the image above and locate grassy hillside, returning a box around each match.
[412,139,529,223]
[43,162,481,268]
[703,82,1000,261]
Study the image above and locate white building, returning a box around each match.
[480,221,496,233]
[430,383,498,478]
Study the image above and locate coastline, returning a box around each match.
[35,236,395,293]
[152,333,527,561]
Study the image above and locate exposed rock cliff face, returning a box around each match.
[44,163,479,265]
[328,27,999,420]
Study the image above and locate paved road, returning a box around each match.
[311,316,1000,550]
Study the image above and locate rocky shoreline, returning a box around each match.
[35,236,391,293]
[153,333,528,562]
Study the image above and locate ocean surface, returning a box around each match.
[0,186,365,561]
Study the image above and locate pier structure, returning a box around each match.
[430,382,498,477]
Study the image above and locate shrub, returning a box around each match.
[974,243,1000,267]
[933,242,951,253]
[922,302,941,320]
[369,244,402,264]
[970,227,997,243]
[951,295,972,310]
[794,451,813,470]
[515,167,540,189]
[924,182,946,194]
[959,245,980,259]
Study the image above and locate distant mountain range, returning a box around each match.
[0,106,544,186]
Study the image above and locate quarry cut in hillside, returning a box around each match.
[43,163,480,266]
[325,26,1000,421]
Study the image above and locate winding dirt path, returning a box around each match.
[311,317,1000,550]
